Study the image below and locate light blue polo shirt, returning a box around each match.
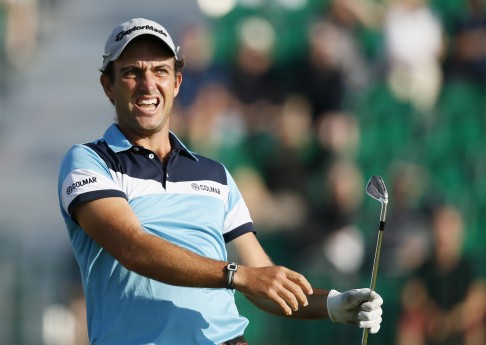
[58,124,254,345]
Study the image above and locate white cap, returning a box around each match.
[101,18,181,71]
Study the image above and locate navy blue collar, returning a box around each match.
[103,124,198,161]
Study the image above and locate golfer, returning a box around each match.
[58,18,383,345]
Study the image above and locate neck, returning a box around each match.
[122,126,172,161]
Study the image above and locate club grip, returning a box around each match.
[379,221,385,231]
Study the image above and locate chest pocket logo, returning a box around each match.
[191,183,220,195]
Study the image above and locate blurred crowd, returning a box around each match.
[2,0,486,344]
[173,1,486,344]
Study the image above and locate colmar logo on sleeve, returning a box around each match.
[66,177,98,195]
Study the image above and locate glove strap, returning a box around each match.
[326,289,341,322]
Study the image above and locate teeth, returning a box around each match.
[137,99,157,105]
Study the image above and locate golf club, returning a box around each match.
[361,175,388,345]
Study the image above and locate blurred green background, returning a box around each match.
[0,0,485,344]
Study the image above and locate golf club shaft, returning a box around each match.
[361,227,384,345]
[370,222,385,291]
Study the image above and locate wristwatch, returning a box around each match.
[226,262,238,290]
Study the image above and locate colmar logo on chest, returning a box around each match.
[191,183,220,195]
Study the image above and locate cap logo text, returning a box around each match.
[116,25,167,42]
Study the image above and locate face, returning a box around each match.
[100,36,182,140]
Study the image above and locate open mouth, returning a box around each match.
[135,97,160,111]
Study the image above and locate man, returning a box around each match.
[58,18,383,345]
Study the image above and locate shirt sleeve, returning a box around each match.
[222,167,255,242]
[58,143,127,217]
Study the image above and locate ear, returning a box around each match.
[100,74,115,104]
[173,72,182,98]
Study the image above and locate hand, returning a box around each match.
[235,265,313,316]
[326,288,383,333]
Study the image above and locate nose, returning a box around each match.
[139,71,157,92]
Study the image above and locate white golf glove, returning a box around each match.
[327,288,383,334]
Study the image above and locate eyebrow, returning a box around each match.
[119,61,174,72]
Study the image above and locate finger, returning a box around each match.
[272,292,294,315]
[344,288,373,306]
[370,324,381,334]
[278,286,300,312]
[358,308,383,322]
[265,285,294,316]
[358,316,382,332]
[282,278,310,307]
[361,292,384,311]
[334,288,371,312]
[287,271,313,296]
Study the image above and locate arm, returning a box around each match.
[76,197,382,330]
[226,232,318,317]
[74,197,229,288]
[227,233,383,332]
[75,197,313,316]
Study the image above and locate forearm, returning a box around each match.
[291,289,331,319]
[75,198,229,289]
[247,285,384,334]
[124,231,228,288]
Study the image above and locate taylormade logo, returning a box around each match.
[116,25,167,41]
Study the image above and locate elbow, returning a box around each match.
[114,232,151,273]
[119,255,139,272]
[118,249,147,273]
[115,242,147,273]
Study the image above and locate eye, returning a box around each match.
[123,68,138,78]
[154,66,170,76]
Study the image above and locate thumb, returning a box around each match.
[344,288,373,306]
[362,291,383,311]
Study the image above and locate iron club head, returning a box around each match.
[366,175,388,223]
[366,175,388,204]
